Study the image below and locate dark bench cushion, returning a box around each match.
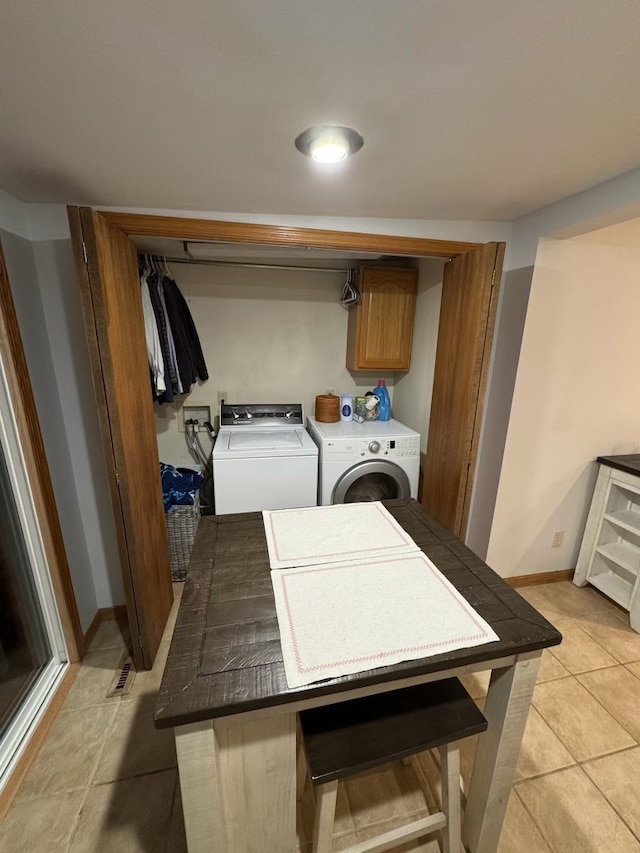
[300,677,487,785]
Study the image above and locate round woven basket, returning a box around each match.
[315,394,340,423]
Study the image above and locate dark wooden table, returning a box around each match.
[155,499,561,853]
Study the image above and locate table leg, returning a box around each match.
[175,720,226,853]
[175,712,297,853]
[463,651,540,853]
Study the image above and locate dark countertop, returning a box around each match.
[154,499,561,729]
[597,454,640,478]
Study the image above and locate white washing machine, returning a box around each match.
[212,403,318,514]
[306,417,420,505]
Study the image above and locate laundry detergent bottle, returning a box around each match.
[375,379,391,421]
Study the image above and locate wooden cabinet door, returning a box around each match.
[347,268,417,370]
[422,243,505,539]
[68,207,173,670]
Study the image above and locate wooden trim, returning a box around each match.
[418,451,426,504]
[0,663,80,820]
[81,604,128,655]
[459,242,506,539]
[82,610,102,654]
[506,570,574,588]
[68,207,149,670]
[103,603,128,621]
[0,245,82,661]
[99,212,482,259]
[80,207,173,670]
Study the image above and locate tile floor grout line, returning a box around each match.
[513,740,639,787]
[81,701,122,790]
[62,768,179,853]
[61,629,165,852]
[529,676,583,767]
[530,673,639,764]
[572,665,640,746]
[90,766,179,790]
[511,783,558,852]
[163,772,181,853]
[586,768,640,845]
[579,738,640,835]
[62,781,96,853]
[434,604,640,840]
[569,760,640,846]
[544,619,620,669]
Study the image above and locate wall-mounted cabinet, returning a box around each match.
[574,456,640,632]
[346,267,418,371]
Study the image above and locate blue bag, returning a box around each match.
[160,463,204,511]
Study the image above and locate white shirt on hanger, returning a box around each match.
[140,277,166,393]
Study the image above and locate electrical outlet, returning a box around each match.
[179,404,211,432]
[218,391,228,406]
[551,530,564,548]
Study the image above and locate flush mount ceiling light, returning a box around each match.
[295,126,364,164]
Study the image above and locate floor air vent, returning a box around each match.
[106,656,135,698]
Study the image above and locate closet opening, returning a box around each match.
[69,207,503,669]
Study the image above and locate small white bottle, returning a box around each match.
[340,394,354,421]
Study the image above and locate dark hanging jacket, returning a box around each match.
[160,275,209,391]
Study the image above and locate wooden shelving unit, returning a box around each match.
[574,462,640,631]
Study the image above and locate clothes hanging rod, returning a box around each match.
[142,255,350,274]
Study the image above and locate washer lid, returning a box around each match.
[229,430,304,450]
[213,427,319,458]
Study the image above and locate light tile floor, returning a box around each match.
[2,581,640,852]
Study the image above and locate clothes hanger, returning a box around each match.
[139,254,151,280]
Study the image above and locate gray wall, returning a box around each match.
[1,229,99,630]
[31,238,123,609]
[465,266,534,559]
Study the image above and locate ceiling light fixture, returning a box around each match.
[295,126,364,164]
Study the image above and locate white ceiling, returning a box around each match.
[2,0,640,221]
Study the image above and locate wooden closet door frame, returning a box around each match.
[68,208,505,667]
[68,208,174,671]
[421,243,505,538]
[98,213,483,258]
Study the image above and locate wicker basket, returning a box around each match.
[315,394,340,422]
[165,492,201,582]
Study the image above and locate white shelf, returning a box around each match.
[574,462,640,632]
[603,510,640,536]
[588,571,634,609]
[611,479,640,501]
[595,541,640,576]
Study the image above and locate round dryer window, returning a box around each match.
[332,460,411,504]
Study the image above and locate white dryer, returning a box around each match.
[213,403,318,514]
[306,417,420,505]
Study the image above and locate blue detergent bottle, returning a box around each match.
[375,379,391,421]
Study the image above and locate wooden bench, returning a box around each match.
[299,678,487,853]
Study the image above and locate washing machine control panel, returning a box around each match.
[363,436,420,458]
[322,435,420,460]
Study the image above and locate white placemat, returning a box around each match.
[262,502,419,570]
[271,551,500,688]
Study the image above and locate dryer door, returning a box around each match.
[332,460,411,504]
